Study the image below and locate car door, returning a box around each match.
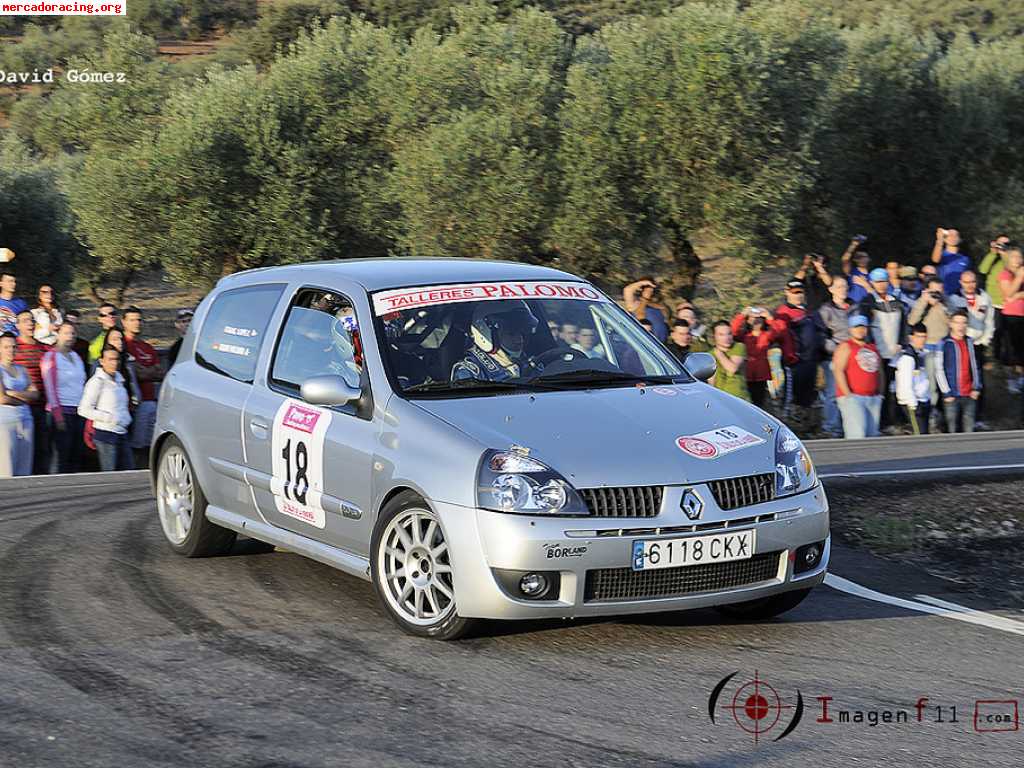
[173,282,286,516]
[242,286,378,556]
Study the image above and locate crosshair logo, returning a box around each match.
[708,670,804,744]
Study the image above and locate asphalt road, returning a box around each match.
[1,440,1023,768]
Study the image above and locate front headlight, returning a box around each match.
[478,449,589,515]
[774,426,816,498]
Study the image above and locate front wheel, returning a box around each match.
[155,437,236,557]
[370,492,476,640]
[716,587,812,621]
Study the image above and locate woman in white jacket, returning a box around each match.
[78,345,133,471]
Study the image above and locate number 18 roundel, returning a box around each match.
[270,400,334,528]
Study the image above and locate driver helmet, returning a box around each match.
[469,300,538,360]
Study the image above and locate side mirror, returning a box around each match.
[684,352,717,383]
[301,374,361,406]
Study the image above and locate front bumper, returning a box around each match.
[438,484,830,620]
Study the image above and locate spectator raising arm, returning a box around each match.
[712,343,743,377]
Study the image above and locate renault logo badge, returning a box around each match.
[681,488,703,521]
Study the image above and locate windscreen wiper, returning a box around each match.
[523,369,676,387]
[403,378,539,394]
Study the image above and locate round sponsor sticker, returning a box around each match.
[676,436,718,459]
[652,387,678,396]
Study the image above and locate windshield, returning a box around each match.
[371,279,690,396]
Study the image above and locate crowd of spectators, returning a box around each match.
[625,228,1024,439]
[0,268,194,478]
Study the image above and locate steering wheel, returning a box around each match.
[530,346,589,367]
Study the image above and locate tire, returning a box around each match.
[155,436,236,557]
[370,491,477,640]
[716,587,812,621]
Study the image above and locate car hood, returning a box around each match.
[411,383,780,487]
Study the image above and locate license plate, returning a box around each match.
[631,530,755,571]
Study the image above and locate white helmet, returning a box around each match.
[469,300,538,359]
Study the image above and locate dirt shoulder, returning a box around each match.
[825,475,1024,605]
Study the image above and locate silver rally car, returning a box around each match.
[152,259,829,639]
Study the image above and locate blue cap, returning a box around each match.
[868,268,889,282]
[849,314,870,328]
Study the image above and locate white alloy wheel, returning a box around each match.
[157,444,194,545]
[377,507,456,627]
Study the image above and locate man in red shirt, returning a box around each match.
[13,310,50,474]
[936,309,981,433]
[832,314,882,439]
[123,306,164,466]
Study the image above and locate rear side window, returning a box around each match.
[195,284,285,383]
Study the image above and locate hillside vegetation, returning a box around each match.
[0,1,1021,306]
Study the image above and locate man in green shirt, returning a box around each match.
[978,234,1010,362]
[88,302,120,363]
[710,320,750,401]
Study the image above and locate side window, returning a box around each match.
[195,284,285,383]
[271,289,364,394]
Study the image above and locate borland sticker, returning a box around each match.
[651,387,678,397]
[372,281,609,316]
[676,426,765,459]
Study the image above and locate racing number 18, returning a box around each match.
[280,438,309,504]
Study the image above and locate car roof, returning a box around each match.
[217,258,584,293]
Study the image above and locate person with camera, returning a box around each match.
[860,267,906,432]
[623,277,668,342]
[908,276,953,430]
[893,266,921,310]
[832,315,882,439]
[979,235,1011,364]
[730,307,784,409]
[841,235,872,303]
[998,245,1024,396]
[816,278,855,437]
[931,227,971,296]
[935,310,982,433]
[793,253,833,312]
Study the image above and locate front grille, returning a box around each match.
[584,551,782,602]
[579,486,663,518]
[708,473,775,511]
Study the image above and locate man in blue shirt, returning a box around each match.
[841,236,872,304]
[931,227,971,296]
[0,271,28,334]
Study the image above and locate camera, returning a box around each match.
[994,242,1006,252]
[853,234,867,243]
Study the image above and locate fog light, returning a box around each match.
[794,540,825,574]
[519,573,549,597]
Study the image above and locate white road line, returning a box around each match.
[824,574,1024,637]
[819,463,1024,479]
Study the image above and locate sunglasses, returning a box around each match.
[100,311,119,318]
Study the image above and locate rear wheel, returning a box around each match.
[370,492,476,640]
[716,587,812,621]
[155,437,236,557]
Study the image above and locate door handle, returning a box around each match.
[249,419,269,439]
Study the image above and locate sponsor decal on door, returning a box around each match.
[270,400,333,528]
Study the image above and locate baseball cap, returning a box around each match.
[849,314,870,328]
[898,266,918,279]
[868,268,889,282]
[785,279,805,291]
[176,308,195,320]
